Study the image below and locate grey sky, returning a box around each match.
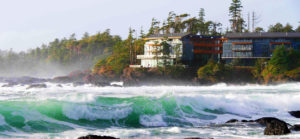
[0,0,299,51]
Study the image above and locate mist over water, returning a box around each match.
[0,60,92,78]
[0,82,299,138]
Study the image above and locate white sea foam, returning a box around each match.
[140,114,167,127]
[63,103,133,120]
[1,82,300,138]
[0,114,7,125]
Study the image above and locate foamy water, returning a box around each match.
[0,82,300,138]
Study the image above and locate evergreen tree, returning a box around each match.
[283,23,294,32]
[229,0,244,32]
[147,18,160,36]
[296,25,300,32]
[255,27,264,32]
[268,23,284,32]
[139,26,146,38]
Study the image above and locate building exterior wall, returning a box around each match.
[135,34,223,68]
[137,38,183,68]
[223,38,300,59]
[222,37,300,65]
[191,36,223,66]
[181,38,194,64]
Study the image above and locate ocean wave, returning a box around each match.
[0,83,300,138]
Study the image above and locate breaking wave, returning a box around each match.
[0,82,300,138]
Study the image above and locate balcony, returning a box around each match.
[137,55,177,59]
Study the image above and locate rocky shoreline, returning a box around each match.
[1,75,300,138]
[77,111,300,139]
[0,68,298,88]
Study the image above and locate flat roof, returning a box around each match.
[146,33,190,38]
[145,33,223,40]
[225,32,300,39]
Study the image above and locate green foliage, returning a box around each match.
[254,46,300,83]
[173,44,182,66]
[147,18,160,36]
[296,25,300,32]
[157,65,186,78]
[146,10,222,36]
[197,59,230,82]
[161,41,171,55]
[93,29,145,77]
[283,23,294,32]
[255,27,264,32]
[285,68,300,80]
[252,59,268,81]
[0,30,122,76]
[268,23,295,32]
[268,46,290,74]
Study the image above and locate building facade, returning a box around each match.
[222,32,300,65]
[134,33,223,68]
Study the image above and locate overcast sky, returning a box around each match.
[0,0,299,51]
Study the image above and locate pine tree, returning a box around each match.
[229,0,244,32]
[147,18,160,36]
[139,26,145,38]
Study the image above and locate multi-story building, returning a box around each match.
[131,32,300,68]
[133,33,223,68]
[222,32,300,65]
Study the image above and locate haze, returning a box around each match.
[0,0,299,51]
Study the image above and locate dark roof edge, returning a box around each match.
[225,32,300,38]
[146,33,191,38]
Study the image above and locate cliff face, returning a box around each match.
[121,67,198,86]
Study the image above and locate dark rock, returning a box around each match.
[254,117,290,135]
[26,84,47,89]
[184,138,213,139]
[241,120,248,122]
[289,111,300,118]
[111,84,122,87]
[255,117,284,126]
[225,119,239,123]
[52,76,73,83]
[73,82,85,87]
[56,84,63,87]
[4,76,47,85]
[264,119,290,135]
[240,120,255,123]
[78,135,118,139]
[2,82,18,87]
[290,124,300,131]
[93,82,110,87]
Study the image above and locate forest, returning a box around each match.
[0,0,299,78]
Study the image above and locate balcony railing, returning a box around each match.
[137,55,177,59]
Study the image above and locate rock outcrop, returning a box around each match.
[78,135,118,139]
[289,111,300,118]
[225,119,239,123]
[225,119,254,124]
[184,137,214,139]
[26,84,47,89]
[255,117,290,135]
[290,124,300,131]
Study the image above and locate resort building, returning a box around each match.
[222,32,300,65]
[133,33,223,68]
[131,32,300,68]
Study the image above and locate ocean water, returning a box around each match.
[0,82,300,139]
